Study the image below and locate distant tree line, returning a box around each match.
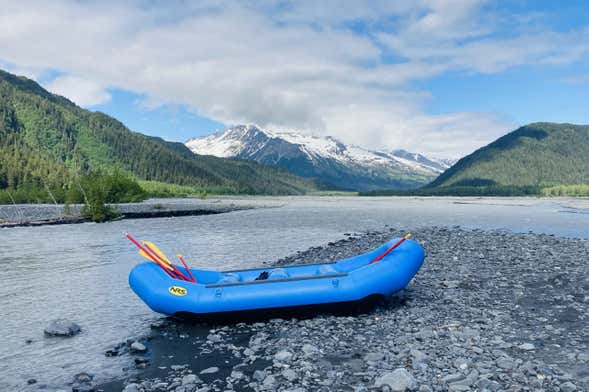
[360,185,542,197]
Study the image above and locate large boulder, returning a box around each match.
[44,319,81,337]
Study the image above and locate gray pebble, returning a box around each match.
[274,350,293,362]
[561,381,577,392]
[252,370,266,382]
[518,343,535,351]
[263,375,276,387]
[282,368,297,381]
[199,367,219,374]
[130,341,147,353]
[182,374,200,385]
[373,368,417,391]
[122,383,140,392]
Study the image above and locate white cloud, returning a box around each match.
[319,103,514,158]
[0,1,586,157]
[378,29,589,74]
[0,61,45,80]
[45,75,111,107]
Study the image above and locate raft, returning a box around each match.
[128,238,425,318]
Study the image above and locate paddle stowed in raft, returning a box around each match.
[126,233,425,318]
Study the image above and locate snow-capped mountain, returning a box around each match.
[186,125,453,191]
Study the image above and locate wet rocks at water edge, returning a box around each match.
[43,318,81,337]
[102,227,588,392]
[130,341,147,353]
[73,372,94,384]
[134,357,151,369]
[105,338,150,358]
[71,372,95,392]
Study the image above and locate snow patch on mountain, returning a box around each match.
[187,124,451,174]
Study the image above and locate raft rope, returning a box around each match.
[368,233,411,264]
[126,233,196,282]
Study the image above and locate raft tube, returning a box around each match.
[129,238,425,318]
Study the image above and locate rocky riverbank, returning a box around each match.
[93,226,588,392]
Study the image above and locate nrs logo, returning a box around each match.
[168,286,187,296]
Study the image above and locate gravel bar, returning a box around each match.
[92,226,588,392]
[0,199,265,227]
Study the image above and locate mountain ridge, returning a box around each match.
[186,124,452,191]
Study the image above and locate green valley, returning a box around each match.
[0,69,322,205]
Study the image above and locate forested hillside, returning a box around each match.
[361,122,589,197]
[0,69,321,203]
[428,123,589,188]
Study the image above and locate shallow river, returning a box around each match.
[1,196,587,390]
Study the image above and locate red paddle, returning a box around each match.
[369,233,411,264]
[143,242,192,282]
[126,233,179,278]
[178,255,197,283]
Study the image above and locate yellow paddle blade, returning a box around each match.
[138,249,152,261]
[404,233,412,240]
[142,241,172,264]
[138,248,174,270]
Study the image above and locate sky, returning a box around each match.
[1,0,588,158]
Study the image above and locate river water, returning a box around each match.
[0,196,587,390]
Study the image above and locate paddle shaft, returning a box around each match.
[178,255,197,283]
[369,234,411,264]
[126,234,179,279]
[143,242,191,281]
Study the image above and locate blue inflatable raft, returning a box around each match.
[129,237,425,318]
